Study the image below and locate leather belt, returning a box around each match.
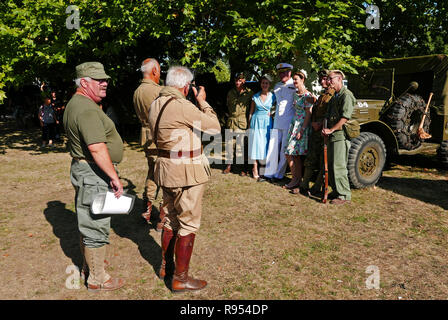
[157,149,202,159]
[73,158,118,166]
[73,157,95,164]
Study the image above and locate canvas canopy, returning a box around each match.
[377,54,448,115]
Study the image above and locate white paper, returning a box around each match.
[91,191,135,215]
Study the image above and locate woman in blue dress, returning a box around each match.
[248,74,276,181]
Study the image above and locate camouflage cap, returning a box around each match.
[318,69,330,79]
[76,62,110,79]
[234,72,246,80]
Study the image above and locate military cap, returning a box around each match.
[276,62,293,72]
[76,62,110,79]
[234,72,246,80]
[329,69,346,80]
[318,69,330,79]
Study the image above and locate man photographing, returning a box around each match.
[148,66,221,292]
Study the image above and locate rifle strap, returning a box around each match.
[154,97,175,149]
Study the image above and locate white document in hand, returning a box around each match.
[91,191,135,215]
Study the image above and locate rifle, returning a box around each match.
[417,92,433,140]
[322,119,329,204]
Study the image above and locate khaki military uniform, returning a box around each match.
[326,86,355,200]
[148,86,221,236]
[133,79,162,202]
[225,87,252,165]
[300,88,334,192]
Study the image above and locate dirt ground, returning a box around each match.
[1,121,448,300]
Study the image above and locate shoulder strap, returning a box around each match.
[154,97,175,149]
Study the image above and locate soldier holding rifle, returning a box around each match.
[321,70,355,205]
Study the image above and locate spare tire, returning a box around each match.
[381,93,431,150]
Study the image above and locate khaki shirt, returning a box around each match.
[148,86,221,188]
[226,87,253,130]
[133,78,162,148]
[326,86,355,142]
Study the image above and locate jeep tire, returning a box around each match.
[382,93,431,150]
[347,132,387,189]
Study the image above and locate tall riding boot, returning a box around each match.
[156,205,167,232]
[141,201,152,224]
[84,246,125,292]
[158,227,177,279]
[172,233,207,293]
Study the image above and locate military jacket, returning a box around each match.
[133,78,162,148]
[226,87,253,130]
[273,78,296,130]
[148,86,221,188]
[326,86,356,142]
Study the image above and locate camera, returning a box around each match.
[186,81,202,104]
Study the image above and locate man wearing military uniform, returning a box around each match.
[148,66,221,292]
[64,62,125,291]
[133,58,162,226]
[321,70,355,205]
[294,69,334,196]
[223,72,252,175]
[264,62,296,180]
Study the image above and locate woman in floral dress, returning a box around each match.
[283,70,316,189]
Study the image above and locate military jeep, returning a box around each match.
[346,54,448,188]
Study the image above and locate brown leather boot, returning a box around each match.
[84,246,125,292]
[141,201,152,224]
[171,233,207,293]
[156,205,167,232]
[158,227,177,279]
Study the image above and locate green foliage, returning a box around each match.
[212,59,231,83]
[1,0,447,104]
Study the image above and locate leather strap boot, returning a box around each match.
[84,246,124,292]
[156,205,167,232]
[141,201,152,224]
[171,233,207,293]
[158,227,177,279]
[79,235,89,283]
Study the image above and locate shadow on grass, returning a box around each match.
[43,197,163,279]
[0,120,67,155]
[43,201,83,268]
[110,178,162,277]
[378,176,448,210]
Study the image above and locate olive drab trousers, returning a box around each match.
[328,138,352,200]
[70,159,114,248]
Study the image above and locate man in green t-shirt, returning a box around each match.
[321,70,355,205]
[63,61,125,291]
